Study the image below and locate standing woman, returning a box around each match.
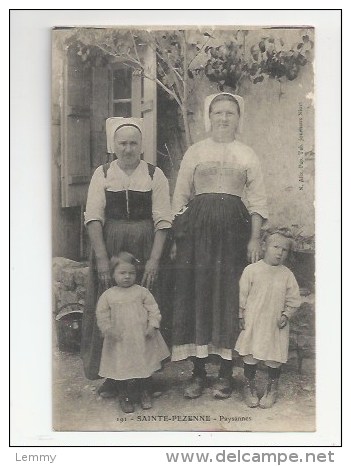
[81,117,172,396]
[171,93,268,399]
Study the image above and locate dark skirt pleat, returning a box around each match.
[173,194,251,350]
[80,219,154,380]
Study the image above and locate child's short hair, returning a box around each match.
[261,227,295,247]
[110,251,139,274]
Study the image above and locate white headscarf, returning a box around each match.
[106,117,144,154]
[204,93,245,134]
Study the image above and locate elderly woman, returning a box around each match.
[171,93,268,399]
[81,117,172,397]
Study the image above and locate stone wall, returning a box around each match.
[53,257,89,316]
[288,293,315,374]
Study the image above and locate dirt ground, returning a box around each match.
[53,346,315,433]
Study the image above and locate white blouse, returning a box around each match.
[172,138,268,219]
[84,160,172,231]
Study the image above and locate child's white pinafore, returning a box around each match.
[235,260,301,363]
[96,284,170,380]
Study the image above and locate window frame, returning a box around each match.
[108,61,142,118]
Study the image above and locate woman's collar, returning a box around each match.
[114,158,142,175]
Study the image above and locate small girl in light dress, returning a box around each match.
[235,227,301,408]
[96,252,170,413]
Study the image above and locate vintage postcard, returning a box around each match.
[52,25,315,433]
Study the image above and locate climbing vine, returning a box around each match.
[62,28,314,147]
[200,31,314,93]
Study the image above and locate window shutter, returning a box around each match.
[141,47,157,164]
[91,66,109,167]
[61,47,91,207]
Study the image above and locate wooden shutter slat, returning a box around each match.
[61,48,91,207]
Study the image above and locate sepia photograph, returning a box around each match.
[51,24,316,433]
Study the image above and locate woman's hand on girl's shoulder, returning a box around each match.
[247,238,261,263]
[96,256,112,290]
[141,257,160,290]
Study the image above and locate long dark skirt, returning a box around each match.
[80,219,154,380]
[172,194,250,361]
